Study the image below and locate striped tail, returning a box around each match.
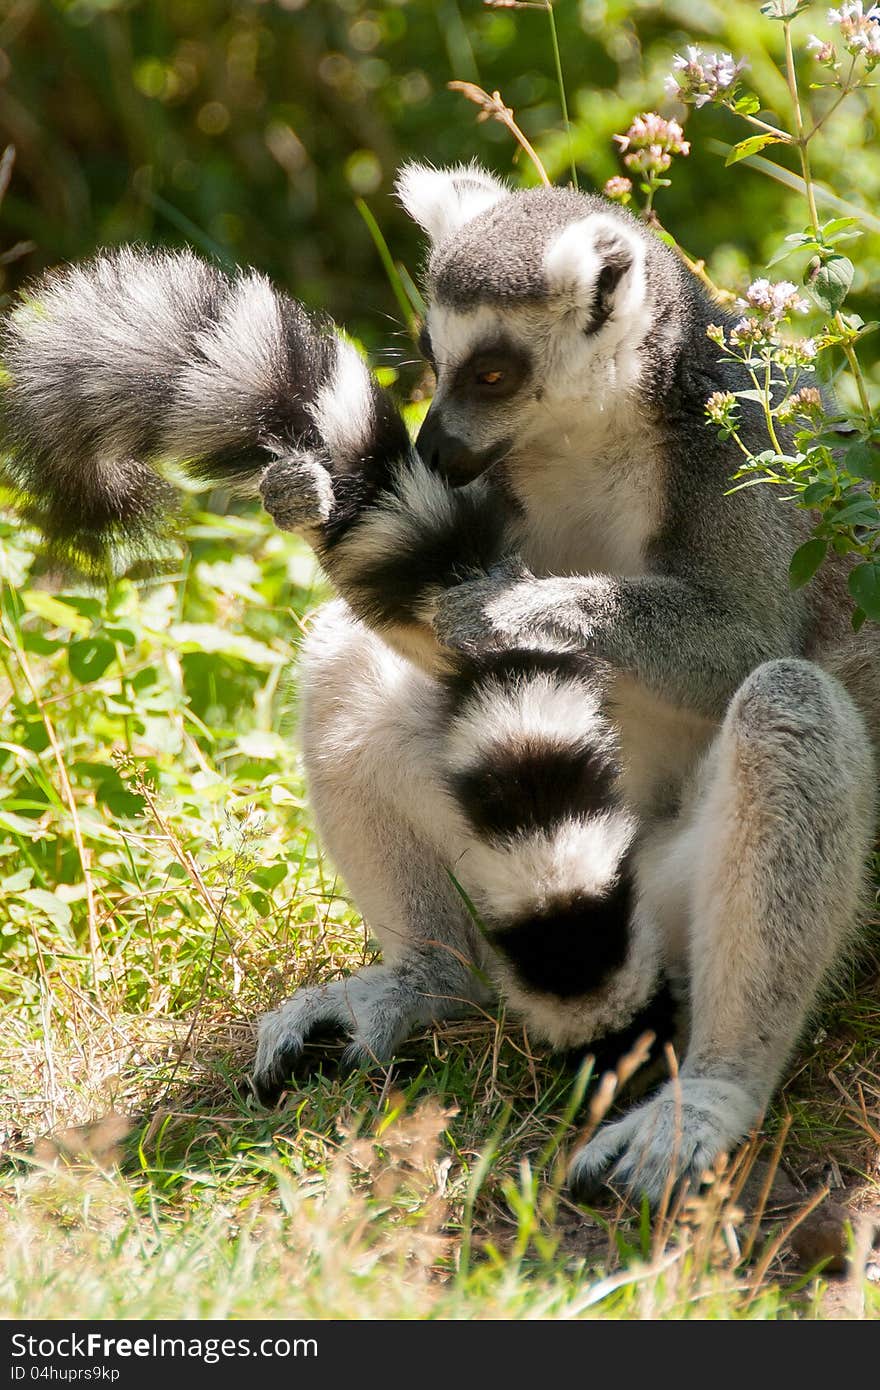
[443,648,660,1049]
[0,246,407,569]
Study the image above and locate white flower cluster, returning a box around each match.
[705,390,738,425]
[817,2,880,64]
[665,46,748,107]
[737,278,810,321]
[708,280,815,355]
[603,175,633,203]
[777,386,824,424]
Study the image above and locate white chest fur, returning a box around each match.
[507,404,667,579]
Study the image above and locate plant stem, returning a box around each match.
[544,1,577,188]
[726,104,792,142]
[807,56,857,139]
[355,197,420,333]
[783,18,874,424]
[749,362,783,455]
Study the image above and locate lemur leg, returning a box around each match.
[253,600,492,1102]
[570,658,876,1205]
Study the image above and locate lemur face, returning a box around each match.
[395,164,651,485]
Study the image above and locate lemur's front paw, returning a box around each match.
[432,560,537,653]
[250,966,422,1106]
[259,450,335,534]
[567,1077,760,1208]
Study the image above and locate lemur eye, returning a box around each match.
[453,342,531,399]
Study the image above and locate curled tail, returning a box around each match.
[443,649,660,1049]
[0,246,408,567]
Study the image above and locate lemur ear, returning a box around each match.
[395,162,508,245]
[544,214,646,331]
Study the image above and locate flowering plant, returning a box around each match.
[664,2,880,621]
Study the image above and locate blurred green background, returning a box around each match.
[1,0,879,382]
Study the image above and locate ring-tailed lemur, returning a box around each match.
[1,164,877,1206]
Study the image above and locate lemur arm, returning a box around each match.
[432,570,785,717]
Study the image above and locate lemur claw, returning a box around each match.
[260,450,335,534]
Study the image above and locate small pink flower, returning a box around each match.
[777,385,824,423]
[612,113,690,176]
[603,175,633,202]
[807,34,838,63]
[705,390,738,424]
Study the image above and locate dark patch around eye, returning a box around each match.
[452,339,531,401]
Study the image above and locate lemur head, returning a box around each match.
[396,162,670,485]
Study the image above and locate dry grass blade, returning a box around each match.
[0,144,15,205]
[741,1113,791,1264]
[448,81,551,187]
[568,1029,656,1156]
[747,1185,831,1301]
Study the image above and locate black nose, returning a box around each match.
[416,409,509,487]
[416,409,466,475]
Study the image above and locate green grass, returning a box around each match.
[1,495,879,1321]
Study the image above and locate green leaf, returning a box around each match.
[168,623,285,668]
[21,591,92,635]
[767,238,818,268]
[848,563,880,621]
[800,480,835,506]
[844,441,880,484]
[2,867,33,893]
[789,538,828,589]
[760,0,812,15]
[251,863,288,892]
[104,623,138,647]
[853,320,879,342]
[20,888,72,930]
[68,638,115,683]
[810,256,854,314]
[830,495,880,528]
[733,388,767,403]
[820,217,861,240]
[0,808,44,836]
[733,93,761,116]
[725,132,783,166]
